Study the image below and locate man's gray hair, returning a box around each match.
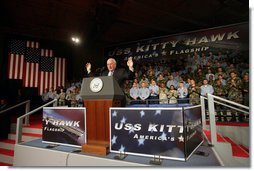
[107,58,117,64]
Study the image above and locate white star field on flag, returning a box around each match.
[140,110,145,118]
[178,135,184,142]
[109,108,199,159]
[155,110,161,115]
[138,138,145,146]
[159,132,167,141]
[128,126,135,134]
[120,116,127,124]
[111,135,117,145]
[112,111,118,117]
[119,145,125,152]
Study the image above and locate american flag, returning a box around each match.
[23,41,40,87]
[38,49,66,95]
[8,40,26,79]
[7,39,66,95]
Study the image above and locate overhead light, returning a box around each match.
[71,37,80,44]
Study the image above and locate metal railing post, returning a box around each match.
[16,118,23,144]
[207,94,217,145]
[53,99,58,107]
[200,96,206,129]
[24,100,31,126]
[15,99,57,144]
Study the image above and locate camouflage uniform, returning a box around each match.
[214,84,228,121]
[157,79,167,87]
[69,92,77,107]
[227,77,243,103]
[159,87,169,104]
[168,90,178,104]
[123,85,131,105]
[227,77,243,121]
[242,79,249,106]
[194,75,204,87]
[58,92,66,106]
[188,85,200,105]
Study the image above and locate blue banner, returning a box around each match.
[110,107,186,160]
[104,23,248,66]
[110,106,203,160]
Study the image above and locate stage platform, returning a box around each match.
[13,138,221,166]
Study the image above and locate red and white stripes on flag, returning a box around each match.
[23,62,39,87]
[8,54,24,79]
[7,39,66,95]
[54,57,66,90]
[23,41,40,87]
[39,49,66,95]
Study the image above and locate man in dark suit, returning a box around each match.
[85,57,134,87]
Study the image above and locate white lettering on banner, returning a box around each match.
[133,134,178,142]
[136,45,145,52]
[45,118,80,127]
[185,38,197,45]
[185,31,240,45]
[211,33,225,41]
[147,124,183,133]
[114,123,142,131]
[136,41,180,52]
[160,42,169,49]
[107,30,240,57]
[198,36,209,44]
[44,127,64,132]
[108,48,131,56]
[114,122,183,133]
[169,47,209,56]
[227,31,240,39]
[170,40,179,47]
[151,43,159,50]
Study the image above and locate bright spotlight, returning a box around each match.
[71,36,80,44]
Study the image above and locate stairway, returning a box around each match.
[203,130,249,158]
[0,115,42,166]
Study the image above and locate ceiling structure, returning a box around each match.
[0,0,249,46]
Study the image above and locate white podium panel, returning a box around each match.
[13,144,68,166]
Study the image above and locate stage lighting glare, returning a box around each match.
[71,37,80,44]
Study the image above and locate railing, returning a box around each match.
[0,100,30,125]
[15,99,57,144]
[200,94,249,145]
[129,97,192,106]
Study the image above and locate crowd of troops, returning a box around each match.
[41,84,83,107]
[122,52,249,121]
[41,52,249,121]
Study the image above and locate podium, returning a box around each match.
[80,76,124,155]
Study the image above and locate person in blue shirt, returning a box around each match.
[139,81,150,104]
[148,79,159,104]
[177,82,188,104]
[200,79,214,97]
[130,82,140,104]
[166,75,178,89]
